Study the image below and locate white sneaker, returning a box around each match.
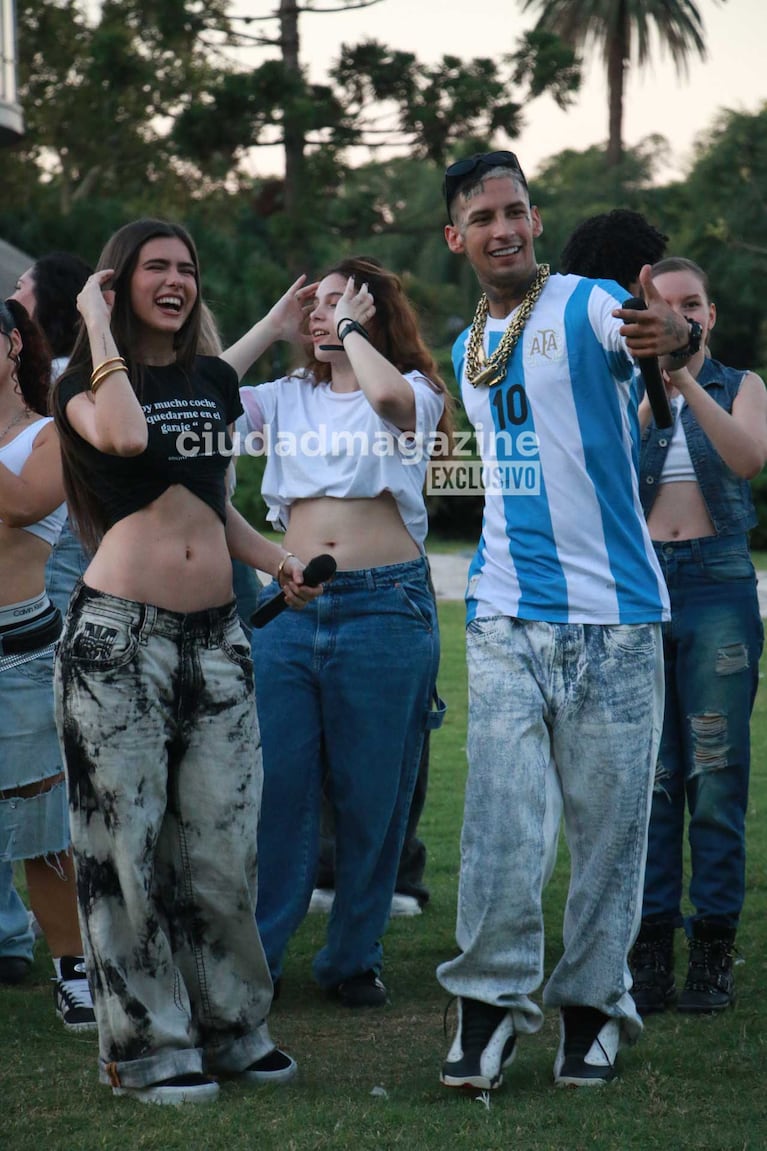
[113,1074,220,1105]
[308,888,335,914]
[390,893,422,917]
[553,1006,620,1087]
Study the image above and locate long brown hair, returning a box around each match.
[52,218,203,552]
[307,256,454,444]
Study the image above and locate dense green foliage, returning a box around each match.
[4,0,767,539]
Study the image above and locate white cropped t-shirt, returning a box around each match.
[0,418,67,546]
[238,371,445,548]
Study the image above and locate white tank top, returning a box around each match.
[659,396,696,484]
[0,418,67,545]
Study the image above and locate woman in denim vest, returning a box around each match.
[630,257,767,1016]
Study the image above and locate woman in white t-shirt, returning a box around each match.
[228,256,452,1006]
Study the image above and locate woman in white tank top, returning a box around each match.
[0,298,94,1029]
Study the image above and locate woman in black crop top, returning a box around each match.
[51,218,320,1106]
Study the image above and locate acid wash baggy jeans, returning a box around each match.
[54,583,277,1090]
[437,617,664,1047]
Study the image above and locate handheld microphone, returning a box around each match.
[621,297,673,429]
[250,553,337,629]
[318,343,344,351]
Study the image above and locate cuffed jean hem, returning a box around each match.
[99,1046,203,1089]
[434,969,545,1037]
[543,986,643,1046]
[205,1021,277,1074]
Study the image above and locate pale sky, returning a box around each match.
[233,0,767,184]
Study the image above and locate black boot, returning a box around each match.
[629,921,676,1016]
[677,921,736,1014]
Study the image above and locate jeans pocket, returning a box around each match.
[603,622,657,657]
[702,550,755,584]
[393,579,436,631]
[67,609,139,671]
[466,614,507,642]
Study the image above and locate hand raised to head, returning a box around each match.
[77,269,115,326]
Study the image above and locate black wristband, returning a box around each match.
[336,318,370,344]
[668,317,703,361]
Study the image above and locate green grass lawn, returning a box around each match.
[3,600,767,1150]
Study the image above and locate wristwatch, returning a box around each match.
[668,317,703,361]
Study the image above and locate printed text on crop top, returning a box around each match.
[57,356,242,528]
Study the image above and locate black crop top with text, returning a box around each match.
[58,356,243,529]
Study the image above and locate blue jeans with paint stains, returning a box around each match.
[437,617,664,1046]
[643,535,763,929]
[54,583,278,1089]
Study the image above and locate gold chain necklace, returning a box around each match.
[466,263,550,387]
[0,406,29,444]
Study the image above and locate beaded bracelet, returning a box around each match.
[276,552,296,588]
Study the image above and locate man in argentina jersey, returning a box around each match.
[435,152,695,1093]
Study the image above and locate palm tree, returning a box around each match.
[520,0,726,167]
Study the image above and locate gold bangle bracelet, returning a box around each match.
[90,365,127,394]
[276,552,296,587]
[90,356,126,384]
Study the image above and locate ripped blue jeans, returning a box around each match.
[643,535,763,929]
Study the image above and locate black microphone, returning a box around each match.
[318,343,344,351]
[250,553,337,629]
[621,297,674,429]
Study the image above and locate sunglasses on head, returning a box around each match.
[443,151,527,222]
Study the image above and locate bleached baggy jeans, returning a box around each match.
[437,617,664,1045]
[54,583,277,1089]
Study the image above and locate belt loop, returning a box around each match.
[139,603,154,644]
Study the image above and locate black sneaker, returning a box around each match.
[234,1048,298,1086]
[678,922,736,1013]
[53,955,97,1033]
[441,997,516,1091]
[0,956,31,985]
[335,970,388,1008]
[553,1006,620,1088]
[629,921,676,1016]
[113,1073,219,1105]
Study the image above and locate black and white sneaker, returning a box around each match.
[553,1006,619,1088]
[231,1048,298,1086]
[53,955,97,1033]
[113,1073,220,1105]
[441,997,516,1091]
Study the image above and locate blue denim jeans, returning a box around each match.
[437,617,664,1045]
[252,557,440,988]
[55,583,277,1089]
[0,861,33,961]
[643,535,763,929]
[45,520,88,618]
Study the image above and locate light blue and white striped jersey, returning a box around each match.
[455,273,670,624]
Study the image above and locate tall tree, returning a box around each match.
[520,0,726,167]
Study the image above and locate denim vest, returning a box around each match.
[639,356,757,536]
